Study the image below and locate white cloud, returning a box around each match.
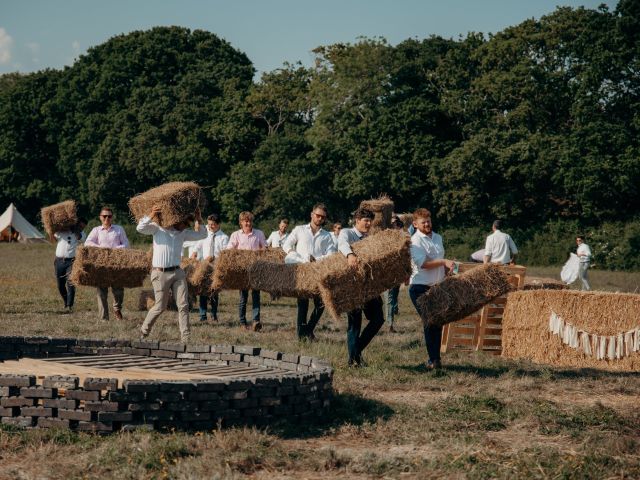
[0,28,13,64]
[26,41,39,63]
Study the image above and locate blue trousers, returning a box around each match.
[385,285,400,325]
[346,295,385,364]
[297,296,324,338]
[199,292,219,320]
[409,284,442,364]
[54,257,75,308]
[239,289,260,325]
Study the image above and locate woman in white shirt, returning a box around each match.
[52,218,87,312]
[266,218,289,249]
[408,208,454,370]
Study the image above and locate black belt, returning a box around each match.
[153,266,180,272]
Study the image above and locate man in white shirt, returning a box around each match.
[337,207,385,367]
[483,220,518,265]
[576,235,592,291]
[84,207,130,321]
[137,206,206,343]
[193,213,229,321]
[408,208,454,370]
[52,217,87,313]
[283,203,336,340]
[266,218,289,249]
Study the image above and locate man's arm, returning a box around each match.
[281,227,298,254]
[226,232,238,249]
[184,224,207,241]
[483,236,492,264]
[84,227,100,246]
[136,216,158,236]
[316,232,337,260]
[117,225,129,249]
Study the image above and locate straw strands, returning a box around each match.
[181,257,215,296]
[360,196,394,235]
[69,246,152,289]
[210,248,286,292]
[522,276,568,290]
[502,289,640,371]
[128,182,205,228]
[248,260,320,299]
[417,264,512,327]
[315,229,411,320]
[40,200,78,237]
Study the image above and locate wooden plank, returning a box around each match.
[43,354,133,364]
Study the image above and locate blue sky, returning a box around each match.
[1,0,618,78]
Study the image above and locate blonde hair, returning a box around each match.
[238,211,254,223]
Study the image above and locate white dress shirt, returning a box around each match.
[136,216,207,268]
[410,230,445,286]
[484,230,518,264]
[266,230,288,249]
[577,243,592,263]
[54,230,86,259]
[195,229,229,260]
[282,224,336,262]
[330,232,339,248]
[337,227,366,257]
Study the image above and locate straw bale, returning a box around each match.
[210,248,286,292]
[180,257,215,296]
[248,260,320,299]
[416,264,512,327]
[397,213,413,232]
[360,196,394,235]
[128,182,205,228]
[40,200,78,236]
[521,276,568,291]
[315,229,411,320]
[502,290,640,371]
[69,246,151,289]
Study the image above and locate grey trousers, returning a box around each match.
[141,268,190,340]
[579,262,591,291]
[96,287,124,320]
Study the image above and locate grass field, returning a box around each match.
[0,243,639,479]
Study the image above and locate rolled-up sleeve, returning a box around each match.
[508,236,518,255]
[338,230,353,257]
[184,225,207,241]
[136,216,158,236]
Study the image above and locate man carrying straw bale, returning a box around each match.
[385,215,405,333]
[51,217,87,313]
[266,218,290,249]
[407,208,455,370]
[337,207,386,367]
[282,203,336,340]
[138,205,206,343]
[192,213,229,322]
[483,220,518,265]
[226,211,267,331]
[84,207,130,321]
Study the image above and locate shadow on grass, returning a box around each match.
[273,391,395,439]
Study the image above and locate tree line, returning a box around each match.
[1,2,639,264]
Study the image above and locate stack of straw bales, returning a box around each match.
[181,257,215,296]
[360,196,394,235]
[40,200,78,237]
[315,229,411,320]
[249,261,320,299]
[70,246,152,289]
[211,249,286,292]
[417,264,512,327]
[128,182,205,228]
[502,289,640,371]
[521,276,568,290]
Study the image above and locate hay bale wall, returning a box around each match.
[40,200,78,237]
[181,257,215,296]
[248,260,320,299]
[417,264,512,327]
[128,182,205,228]
[211,249,286,292]
[360,196,394,235]
[316,229,411,320]
[502,289,640,371]
[70,246,151,289]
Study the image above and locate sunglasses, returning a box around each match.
[101,214,113,218]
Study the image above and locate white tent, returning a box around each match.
[0,203,48,243]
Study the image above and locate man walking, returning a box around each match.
[483,220,518,265]
[226,211,266,331]
[84,207,129,320]
[337,207,385,366]
[576,235,592,291]
[283,203,336,340]
[138,206,206,343]
[52,217,87,313]
[194,213,229,321]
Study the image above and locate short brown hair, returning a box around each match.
[99,206,113,214]
[312,203,328,214]
[279,217,289,224]
[238,211,254,223]
[353,208,374,220]
[413,208,431,220]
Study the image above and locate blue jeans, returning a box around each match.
[198,293,219,320]
[409,284,442,364]
[239,290,260,325]
[346,296,385,365]
[54,257,75,308]
[297,296,324,338]
[385,285,400,326]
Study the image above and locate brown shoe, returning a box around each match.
[114,310,124,321]
[252,321,263,332]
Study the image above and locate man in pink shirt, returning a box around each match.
[84,206,129,320]
[226,211,266,330]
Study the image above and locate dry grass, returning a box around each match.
[1,243,639,479]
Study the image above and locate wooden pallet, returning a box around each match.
[441,263,526,355]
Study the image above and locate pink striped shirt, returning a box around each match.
[226,229,266,251]
[84,224,129,249]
